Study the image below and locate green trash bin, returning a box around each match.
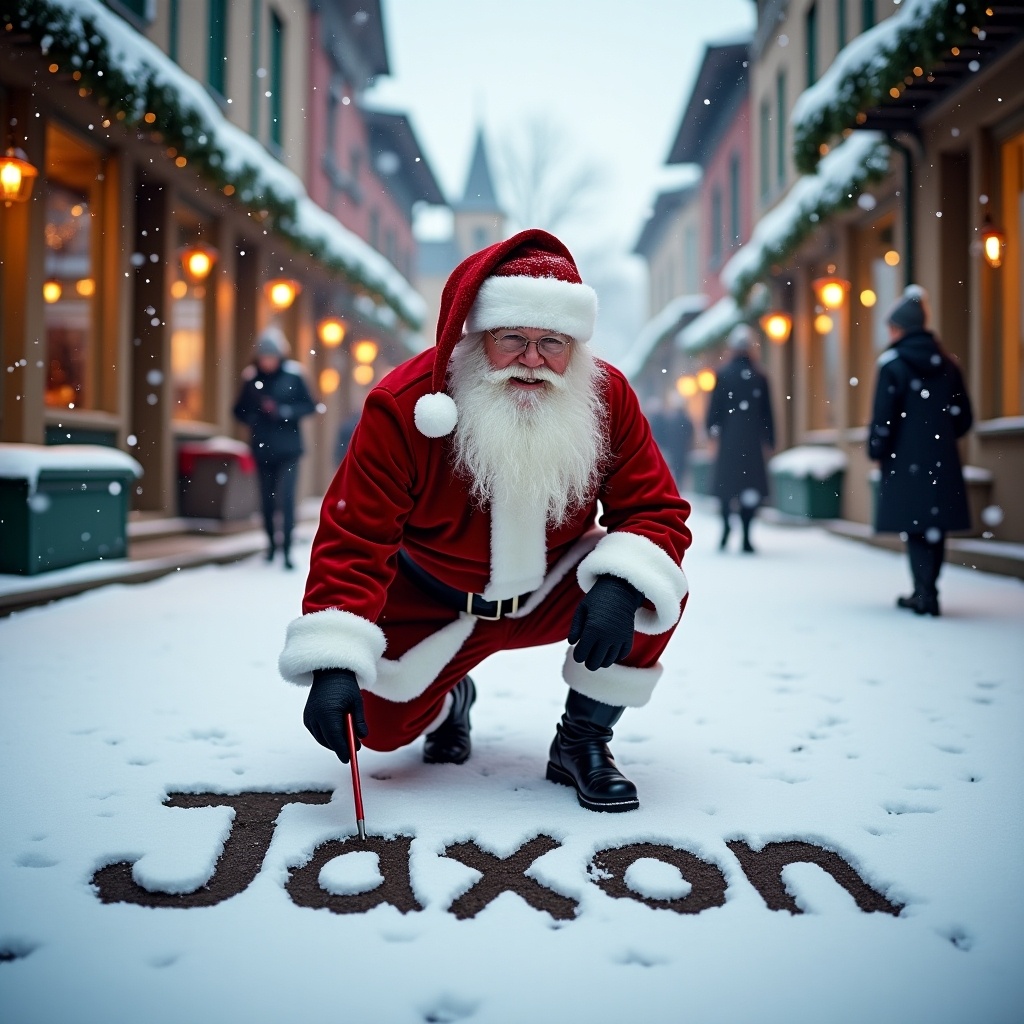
[768,446,848,519]
[0,443,142,574]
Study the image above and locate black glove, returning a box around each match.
[569,575,644,671]
[303,668,368,763]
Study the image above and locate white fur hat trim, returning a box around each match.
[466,274,597,342]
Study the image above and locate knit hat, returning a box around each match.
[413,228,598,438]
[886,284,928,333]
[255,325,289,358]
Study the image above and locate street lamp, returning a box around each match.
[266,278,301,311]
[697,369,716,392]
[812,275,850,311]
[981,217,1005,269]
[352,339,379,365]
[353,364,374,386]
[42,280,62,303]
[759,311,793,344]
[0,147,39,206]
[180,243,218,283]
[318,317,346,348]
[675,375,698,399]
[814,313,834,334]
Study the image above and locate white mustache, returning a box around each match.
[483,364,566,389]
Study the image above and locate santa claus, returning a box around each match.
[279,229,691,812]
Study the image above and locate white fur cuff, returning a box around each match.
[278,609,387,687]
[466,274,597,342]
[562,651,662,708]
[577,531,687,634]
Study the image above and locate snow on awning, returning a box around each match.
[676,290,767,355]
[791,0,988,174]
[618,294,707,379]
[721,132,890,303]
[22,0,425,329]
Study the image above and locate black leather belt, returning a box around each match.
[397,549,532,620]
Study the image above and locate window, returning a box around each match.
[473,226,489,251]
[168,0,179,63]
[862,0,875,31]
[170,213,212,423]
[776,71,787,188]
[710,186,723,266]
[997,130,1024,415]
[368,207,380,251]
[729,153,741,244]
[837,0,847,51]
[43,125,103,410]
[249,0,262,136]
[269,10,284,149]
[208,0,227,97]
[683,224,699,294]
[805,3,818,87]
[759,99,771,199]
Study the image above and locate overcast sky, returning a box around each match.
[367,0,755,255]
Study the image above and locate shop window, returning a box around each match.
[805,3,818,88]
[837,0,847,50]
[997,130,1024,415]
[43,125,103,410]
[862,0,875,32]
[269,10,284,150]
[208,0,228,97]
[170,214,213,423]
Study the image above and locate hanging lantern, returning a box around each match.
[266,278,301,311]
[697,369,716,392]
[318,317,346,348]
[812,275,850,311]
[981,218,1005,269]
[759,311,793,344]
[814,313,834,334]
[42,280,62,304]
[318,367,341,395]
[0,147,39,206]
[352,339,379,365]
[180,243,218,282]
[675,375,698,399]
[353,364,374,386]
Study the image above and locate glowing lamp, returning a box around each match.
[353,364,374,386]
[0,147,38,206]
[697,369,716,392]
[859,289,877,307]
[75,278,95,297]
[180,243,217,282]
[318,367,341,395]
[353,339,379,364]
[759,311,793,344]
[266,278,301,311]
[981,218,1005,269]
[814,313,834,334]
[883,250,900,267]
[318,318,346,348]
[812,275,850,311]
[675,375,698,399]
[42,280,62,303]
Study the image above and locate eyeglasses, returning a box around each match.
[486,329,572,358]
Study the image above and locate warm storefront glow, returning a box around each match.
[697,369,716,392]
[0,148,38,205]
[884,250,901,267]
[318,367,341,395]
[760,311,793,344]
[353,364,375,386]
[180,244,217,282]
[813,276,850,310]
[75,278,95,297]
[352,339,379,364]
[859,289,877,307]
[266,278,301,311]
[981,219,1005,268]
[676,375,698,398]
[814,313,834,334]
[318,318,346,347]
[42,280,62,304]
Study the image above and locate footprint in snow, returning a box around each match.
[883,801,938,816]
[15,852,59,868]
[419,993,480,1022]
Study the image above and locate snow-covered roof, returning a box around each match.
[721,132,890,303]
[769,445,849,481]
[790,0,987,174]
[0,443,142,492]
[24,0,425,329]
[618,294,707,379]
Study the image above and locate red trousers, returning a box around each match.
[362,563,678,751]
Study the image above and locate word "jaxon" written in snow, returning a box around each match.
[91,790,903,920]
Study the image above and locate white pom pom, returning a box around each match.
[903,284,927,300]
[414,392,458,437]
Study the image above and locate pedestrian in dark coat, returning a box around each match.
[706,324,775,552]
[868,285,973,616]
[233,326,317,569]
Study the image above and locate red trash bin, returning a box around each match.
[177,437,258,520]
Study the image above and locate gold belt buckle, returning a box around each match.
[468,592,519,620]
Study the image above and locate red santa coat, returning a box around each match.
[279,348,691,739]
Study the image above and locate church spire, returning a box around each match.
[455,127,501,212]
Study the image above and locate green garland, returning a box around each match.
[728,136,891,304]
[792,0,990,175]
[7,0,422,329]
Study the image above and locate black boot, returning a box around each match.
[423,676,476,764]
[546,689,638,812]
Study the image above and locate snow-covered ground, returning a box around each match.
[1,505,1022,1024]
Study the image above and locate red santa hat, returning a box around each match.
[413,228,598,438]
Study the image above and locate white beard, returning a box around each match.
[447,333,608,526]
